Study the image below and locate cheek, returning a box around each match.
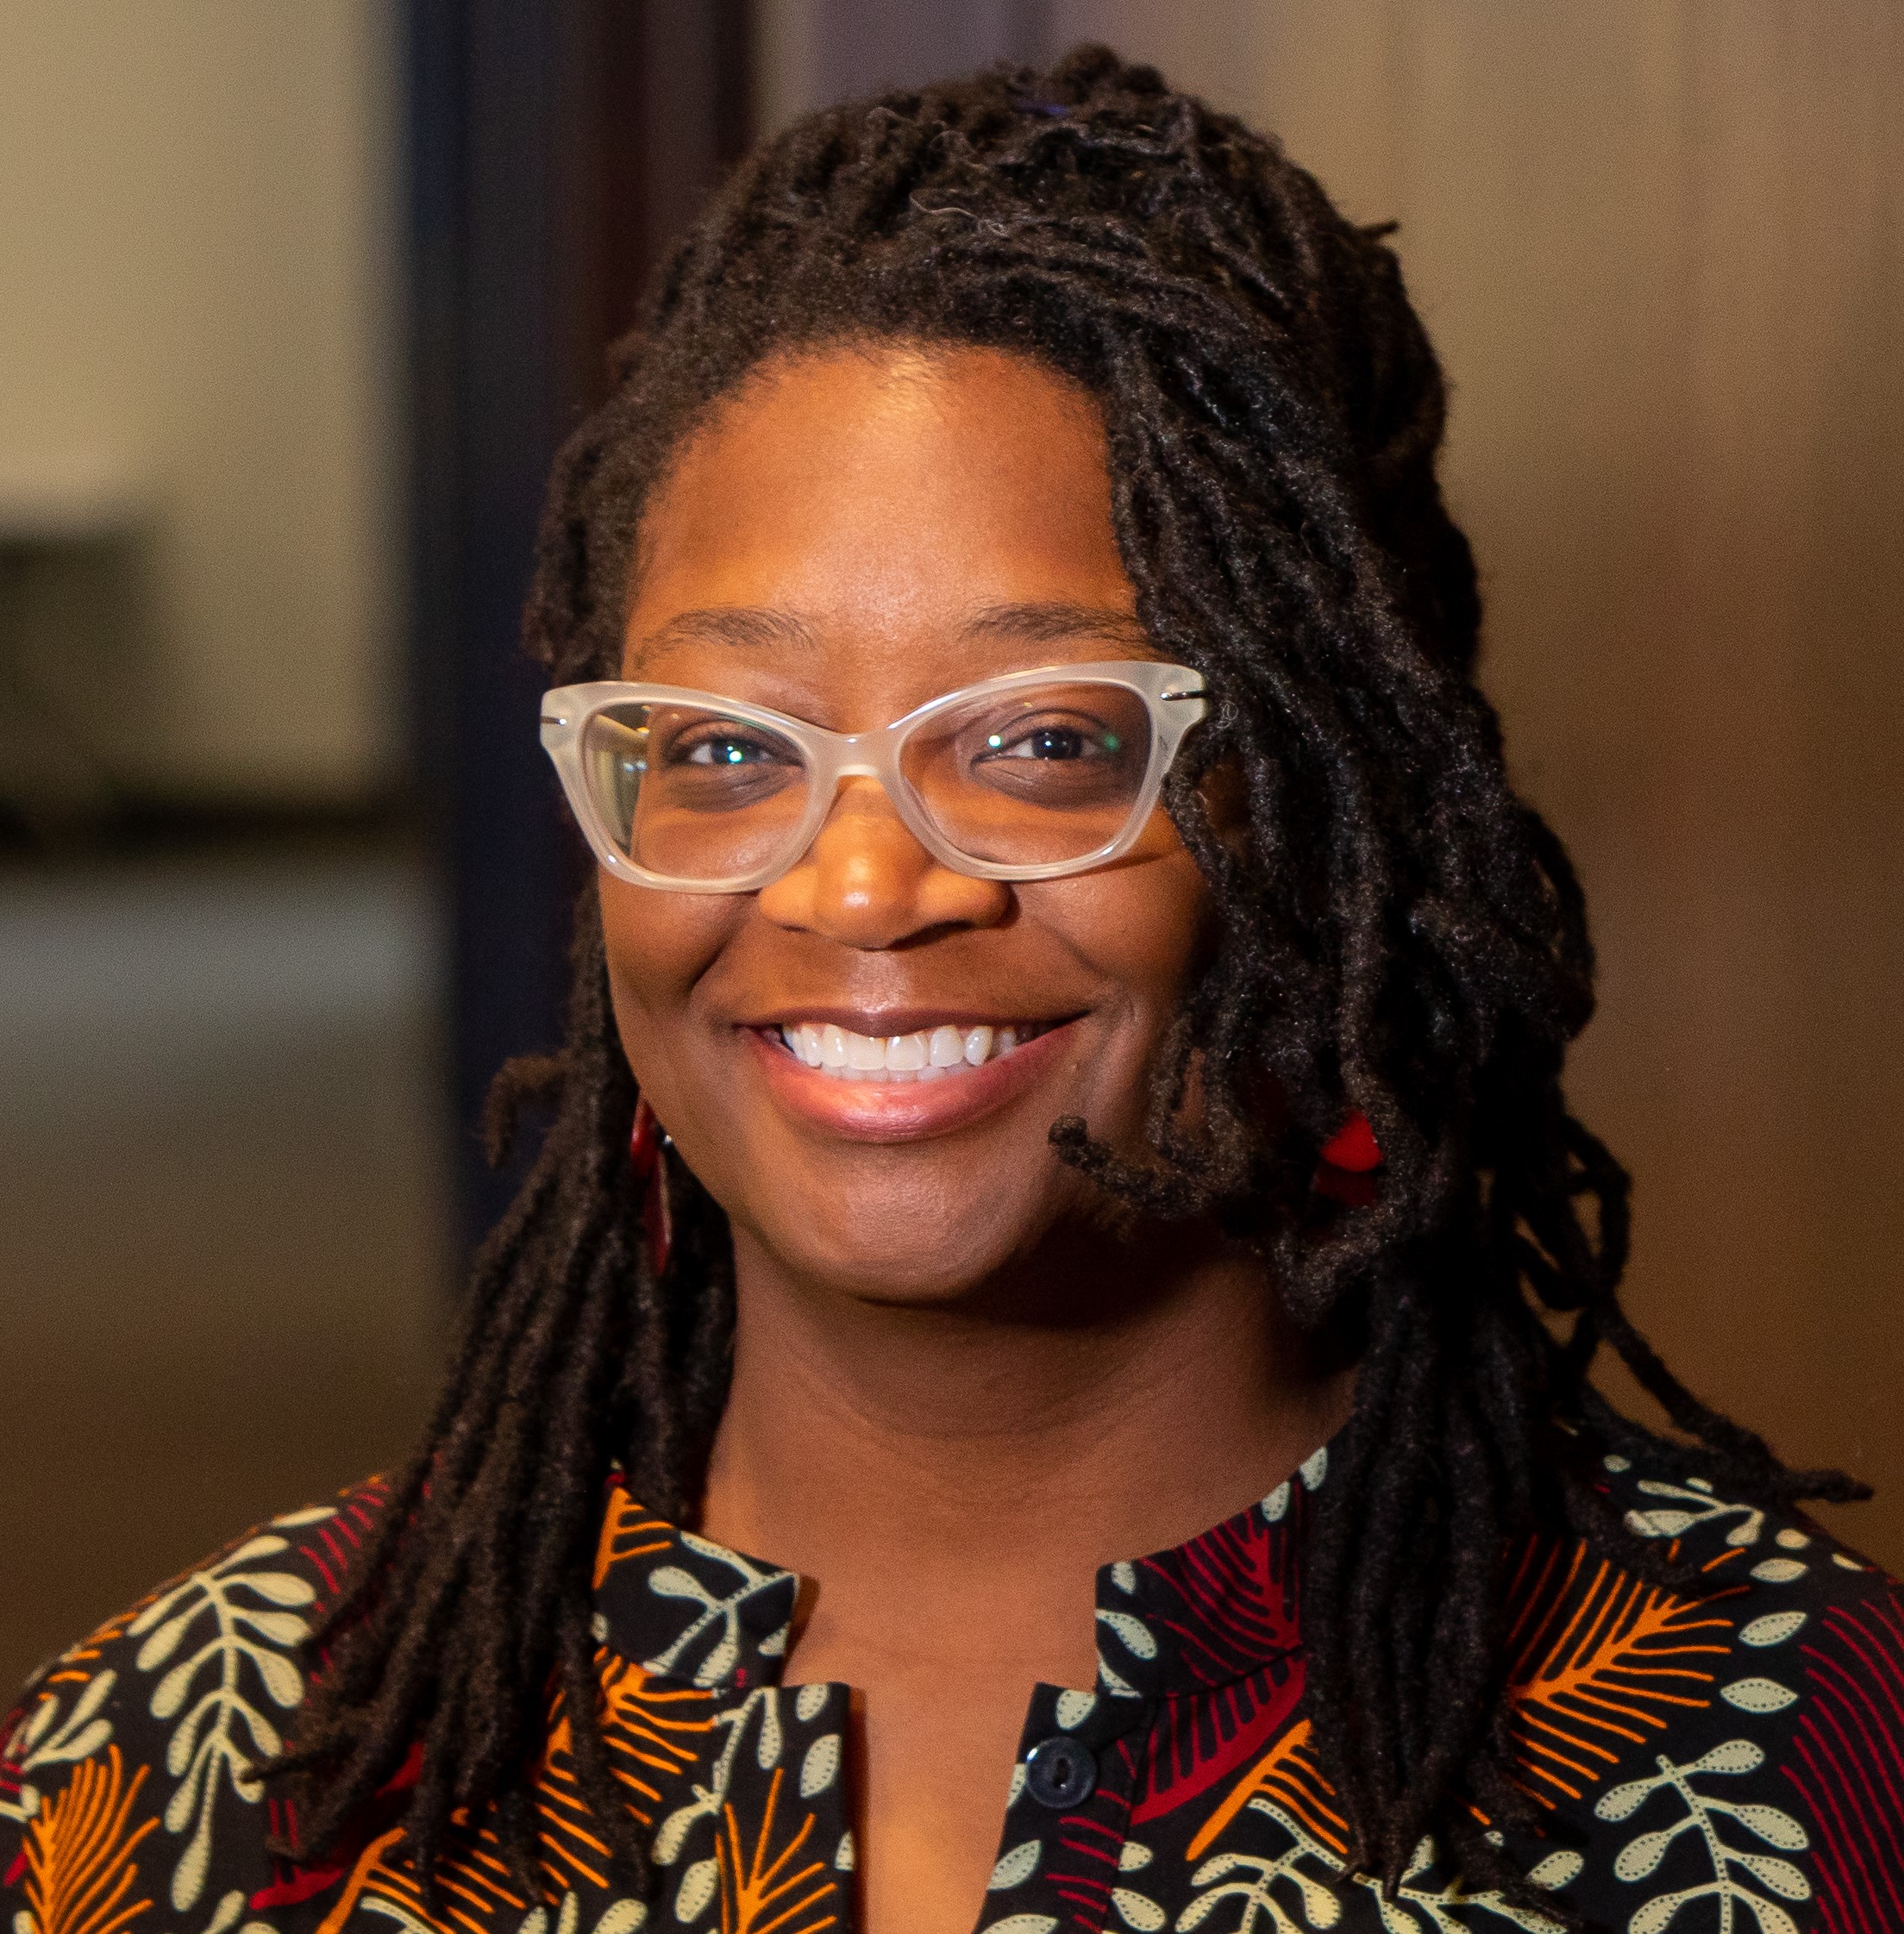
[1041,844,1214,1045]
[597,875,736,1089]
[1129,848,1217,993]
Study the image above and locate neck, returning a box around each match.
[698,1217,1355,1592]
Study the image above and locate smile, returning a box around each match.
[774,1020,1052,1082]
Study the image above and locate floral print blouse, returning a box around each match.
[6,1438,1903,1934]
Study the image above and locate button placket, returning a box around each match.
[977,1683,1153,1934]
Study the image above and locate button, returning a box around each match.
[1024,1735,1097,1810]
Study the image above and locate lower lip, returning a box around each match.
[743,1024,1077,1143]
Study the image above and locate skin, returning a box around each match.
[599,344,1356,1934]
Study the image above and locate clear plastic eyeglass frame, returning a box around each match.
[540,659,1208,892]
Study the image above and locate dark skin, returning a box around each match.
[600,344,1356,1934]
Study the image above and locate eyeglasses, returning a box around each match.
[540,660,1207,892]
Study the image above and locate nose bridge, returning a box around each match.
[755,715,1003,944]
[805,729,940,929]
[767,723,934,958]
[815,714,901,785]
[806,758,911,857]
[802,720,911,842]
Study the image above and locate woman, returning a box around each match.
[6,47,1899,1934]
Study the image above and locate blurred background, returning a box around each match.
[2,0,1898,1693]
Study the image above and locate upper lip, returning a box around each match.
[742,1005,1083,1036]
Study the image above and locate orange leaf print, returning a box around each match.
[592,1493,673,1591]
[535,1650,714,1893]
[717,1765,841,1934]
[1503,1539,1736,1804]
[314,1820,523,1934]
[307,1646,717,1931]
[592,1652,715,1798]
[1187,1720,1347,1863]
[22,1748,160,1934]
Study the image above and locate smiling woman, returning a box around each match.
[7,44,1903,1934]
[591,354,1224,1278]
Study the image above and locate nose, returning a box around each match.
[757,778,1009,948]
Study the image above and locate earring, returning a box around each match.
[1315,1109,1381,1207]
[629,1096,673,1277]
[1318,1111,1381,1173]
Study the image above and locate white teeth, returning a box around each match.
[777,1020,1046,1080]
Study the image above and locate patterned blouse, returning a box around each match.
[6,1438,1903,1934]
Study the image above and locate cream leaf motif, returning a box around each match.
[1623,1478,1765,1548]
[641,1543,791,1689]
[0,1672,119,1826]
[1181,1807,1578,1934]
[123,1530,324,1912]
[1596,1743,1809,1932]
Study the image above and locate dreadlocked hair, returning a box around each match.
[270,45,1868,1906]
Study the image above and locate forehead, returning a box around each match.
[623,344,1144,696]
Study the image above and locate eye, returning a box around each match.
[979,719,1122,762]
[671,726,792,767]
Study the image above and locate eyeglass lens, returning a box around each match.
[578,682,1156,881]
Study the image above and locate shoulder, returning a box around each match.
[1591,1436,1902,1668]
[2,1480,387,1934]
[1498,1438,1904,1929]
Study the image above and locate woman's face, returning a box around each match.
[601,344,1214,1305]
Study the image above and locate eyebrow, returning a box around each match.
[959,602,1152,648]
[630,598,1151,662]
[636,607,817,655]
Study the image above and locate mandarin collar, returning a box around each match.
[591,1442,1331,1701]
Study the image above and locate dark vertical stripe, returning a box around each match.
[404,0,754,1249]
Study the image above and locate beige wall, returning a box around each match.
[1049,1,1904,1555]
[0,2,401,800]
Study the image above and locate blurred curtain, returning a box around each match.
[407,0,751,1243]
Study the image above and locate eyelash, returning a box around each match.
[976,715,1118,760]
[671,725,792,767]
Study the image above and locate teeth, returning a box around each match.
[780,1020,1047,1080]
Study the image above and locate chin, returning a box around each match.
[737,1182,1061,1309]
[791,1235,1025,1308]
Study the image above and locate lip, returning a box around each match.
[742,1018,1080,1143]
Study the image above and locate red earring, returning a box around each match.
[1315,1110,1382,1207]
[1318,1111,1381,1173]
[629,1097,673,1277]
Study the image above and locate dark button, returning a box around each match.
[1024,1734,1097,1810]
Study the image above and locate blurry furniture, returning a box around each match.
[0,454,147,836]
